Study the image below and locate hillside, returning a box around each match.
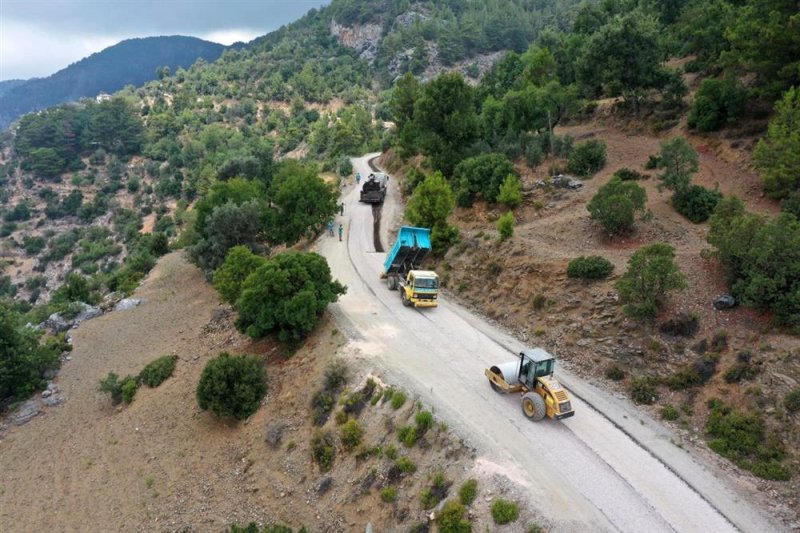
[2,0,800,529]
[0,36,225,130]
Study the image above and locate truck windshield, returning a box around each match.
[414,277,438,289]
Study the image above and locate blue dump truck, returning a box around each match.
[359,172,388,203]
[382,226,439,308]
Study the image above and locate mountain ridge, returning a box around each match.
[0,35,226,130]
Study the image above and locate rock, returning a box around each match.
[42,389,52,398]
[365,523,374,533]
[115,298,142,311]
[576,338,591,347]
[265,422,284,448]
[42,395,62,407]
[317,476,333,494]
[47,382,58,392]
[713,294,737,310]
[45,313,72,333]
[73,303,102,324]
[13,399,40,425]
[551,174,583,189]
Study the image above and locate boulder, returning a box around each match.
[713,294,737,310]
[74,303,102,324]
[115,298,142,311]
[45,313,71,333]
[12,400,40,426]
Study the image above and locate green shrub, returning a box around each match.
[567,256,614,279]
[781,190,800,218]
[213,246,266,305]
[196,352,267,420]
[438,500,471,533]
[415,410,434,434]
[687,77,747,132]
[661,404,680,421]
[458,479,478,506]
[496,212,514,241]
[587,177,647,235]
[397,425,418,447]
[334,410,348,425]
[421,488,438,509]
[665,367,702,390]
[490,498,520,524]
[98,372,123,406]
[380,487,397,503]
[723,362,761,383]
[672,185,722,223]
[385,444,398,460]
[340,419,364,451]
[755,87,800,199]
[497,174,522,208]
[235,251,346,341]
[391,390,407,409]
[706,399,790,480]
[605,364,625,381]
[311,430,336,472]
[138,355,177,387]
[616,243,685,319]
[613,167,648,181]
[630,376,659,405]
[453,153,516,206]
[567,140,606,177]
[120,375,138,404]
[395,456,417,474]
[785,387,800,413]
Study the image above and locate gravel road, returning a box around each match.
[313,154,783,533]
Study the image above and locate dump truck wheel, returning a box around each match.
[387,276,398,291]
[521,392,546,421]
[401,291,412,307]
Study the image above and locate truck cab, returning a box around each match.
[400,270,439,308]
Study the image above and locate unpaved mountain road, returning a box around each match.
[313,154,782,532]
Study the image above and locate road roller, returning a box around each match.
[485,348,575,421]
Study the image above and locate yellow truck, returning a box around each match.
[382,227,439,308]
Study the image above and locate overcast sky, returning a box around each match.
[0,0,331,81]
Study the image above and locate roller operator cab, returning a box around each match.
[400,270,439,308]
[485,348,575,421]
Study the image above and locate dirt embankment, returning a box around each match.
[0,252,540,532]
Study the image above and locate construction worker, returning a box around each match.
[338,223,344,242]
[356,172,361,184]
[327,220,334,236]
[340,202,344,215]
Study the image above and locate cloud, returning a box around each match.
[199,29,264,46]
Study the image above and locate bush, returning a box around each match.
[415,410,434,434]
[453,153,516,206]
[138,355,177,387]
[235,251,346,341]
[380,487,397,503]
[567,140,606,177]
[311,430,336,472]
[630,376,659,405]
[490,498,519,525]
[212,246,267,304]
[781,190,800,219]
[616,243,685,319]
[706,399,789,480]
[496,174,522,208]
[784,387,800,413]
[196,352,267,420]
[605,364,625,381]
[337,157,353,178]
[458,479,478,506]
[567,256,614,279]
[587,177,647,235]
[723,361,761,383]
[661,404,680,421]
[98,372,123,406]
[665,367,702,390]
[340,419,364,451]
[614,167,648,181]
[391,390,407,409]
[397,425,418,447]
[687,77,747,132]
[438,500,471,532]
[659,312,699,337]
[395,456,417,474]
[496,212,514,241]
[672,185,722,223]
[121,375,138,404]
[755,87,800,199]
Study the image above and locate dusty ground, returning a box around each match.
[0,252,530,532]
[408,117,800,523]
